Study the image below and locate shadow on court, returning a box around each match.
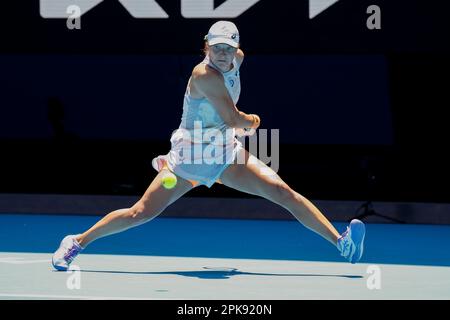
[72,267,363,280]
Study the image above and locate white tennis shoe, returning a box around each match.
[52,234,83,271]
[337,219,366,264]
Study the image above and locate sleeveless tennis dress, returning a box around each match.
[152,55,243,188]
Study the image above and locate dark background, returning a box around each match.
[0,0,449,202]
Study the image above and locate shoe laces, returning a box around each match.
[63,241,82,264]
[338,227,351,258]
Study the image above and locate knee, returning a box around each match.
[274,182,297,204]
[128,202,163,224]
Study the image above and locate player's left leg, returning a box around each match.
[219,148,365,263]
[219,148,340,245]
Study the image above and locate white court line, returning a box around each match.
[0,293,152,300]
[0,257,51,264]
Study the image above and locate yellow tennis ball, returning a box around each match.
[162,172,177,189]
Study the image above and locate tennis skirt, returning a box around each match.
[152,129,244,188]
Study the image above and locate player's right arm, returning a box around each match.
[191,65,260,129]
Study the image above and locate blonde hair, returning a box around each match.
[202,40,209,56]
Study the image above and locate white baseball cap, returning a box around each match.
[206,21,240,48]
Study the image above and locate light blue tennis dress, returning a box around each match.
[152,55,243,188]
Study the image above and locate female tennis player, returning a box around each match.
[52,21,365,270]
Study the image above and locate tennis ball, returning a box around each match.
[162,172,177,189]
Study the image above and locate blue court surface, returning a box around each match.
[1,213,450,299]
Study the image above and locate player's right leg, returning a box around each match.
[52,169,196,271]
